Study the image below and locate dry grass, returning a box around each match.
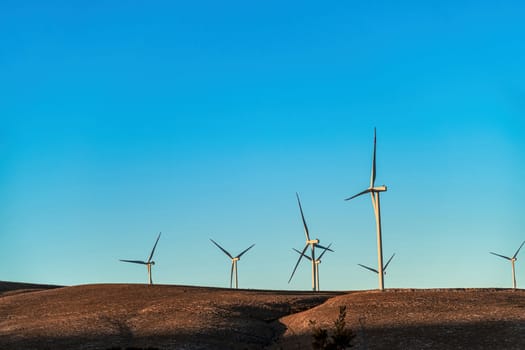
[273,288,525,349]
[0,282,338,349]
[1,282,524,349]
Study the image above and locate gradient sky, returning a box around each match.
[1,1,524,290]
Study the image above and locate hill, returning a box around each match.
[1,283,524,349]
[273,288,525,349]
[0,281,61,297]
[0,283,339,349]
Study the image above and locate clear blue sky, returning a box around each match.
[1,1,524,290]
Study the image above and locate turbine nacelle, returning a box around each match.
[372,185,387,192]
[232,257,240,262]
[307,239,320,245]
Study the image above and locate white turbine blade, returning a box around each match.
[512,240,525,259]
[383,253,395,271]
[358,263,379,274]
[148,232,162,262]
[315,243,334,252]
[296,192,311,241]
[344,188,372,201]
[288,244,308,283]
[317,243,333,260]
[236,243,255,259]
[210,238,234,259]
[370,127,377,188]
[120,259,147,265]
[293,248,312,261]
[490,252,512,261]
[230,262,234,288]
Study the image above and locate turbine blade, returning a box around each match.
[358,263,379,274]
[317,243,332,260]
[296,192,310,241]
[148,232,162,263]
[293,248,312,261]
[230,262,234,288]
[210,238,234,259]
[490,252,512,261]
[288,244,308,283]
[512,240,525,259]
[120,259,147,265]
[344,188,371,201]
[370,127,377,188]
[383,253,395,270]
[315,244,334,252]
[237,243,255,259]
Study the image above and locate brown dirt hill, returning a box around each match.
[0,283,339,350]
[272,288,525,350]
[2,284,524,349]
[0,281,61,297]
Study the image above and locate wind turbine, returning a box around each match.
[210,238,255,289]
[490,240,525,289]
[293,243,333,291]
[345,128,388,291]
[358,253,395,277]
[289,192,334,291]
[120,232,161,285]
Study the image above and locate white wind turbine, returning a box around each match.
[293,243,333,291]
[345,128,389,291]
[358,253,395,278]
[289,192,334,291]
[210,239,255,289]
[490,240,525,289]
[120,232,161,285]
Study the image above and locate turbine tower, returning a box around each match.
[345,128,388,291]
[293,243,332,291]
[289,192,334,291]
[210,238,255,289]
[120,232,161,285]
[490,240,524,289]
[358,253,395,278]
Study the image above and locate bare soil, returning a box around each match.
[273,288,525,350]
[1,282,524,349]
[0,281,61,297]
[0,282,338,349]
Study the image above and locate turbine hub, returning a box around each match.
[372,185,387,192]
[307,239,319,244]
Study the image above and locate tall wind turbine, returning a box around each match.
[120,232,161,285]
[289,192,334,291]
[358,253,395,277]
[345,128,388,291]
[293,243,333,291]
[490,240,525,289]
[210,238,255,289]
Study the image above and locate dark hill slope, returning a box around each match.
[0,281,61,297]
[0,283,339,349]
[273,288,525,350]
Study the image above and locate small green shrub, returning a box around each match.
[309,305,355,350]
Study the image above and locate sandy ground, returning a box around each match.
[1,282,524,349]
